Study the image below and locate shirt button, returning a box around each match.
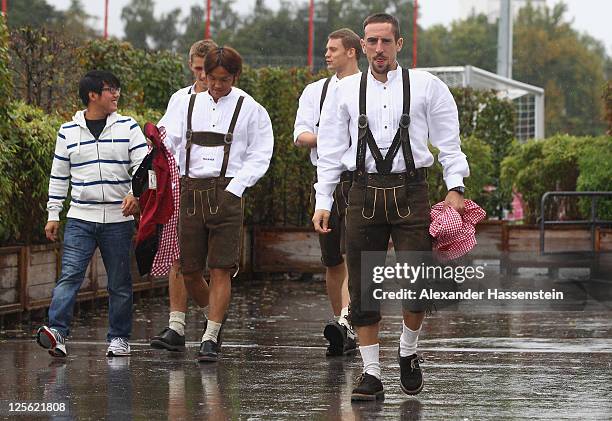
[384,105,387,108]
[212,124,215,127]
[384,125,387,129]
[384,87,387,90]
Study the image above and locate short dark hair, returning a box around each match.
[328,28,362,61]
[189,39,218,62]
[363,13,401,41]
[78,70,120,106]
[204,46,243,78]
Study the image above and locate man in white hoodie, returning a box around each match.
[36,70,147,358]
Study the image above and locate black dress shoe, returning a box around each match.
[150,327,186,352]
[324,320,358,356]
[398,351,424,395]
[351,373,385,401]
[197,340,219,362]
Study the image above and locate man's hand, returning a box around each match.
[443,191,465,215]
[45,221,60,242]
[122,193,139,216]
[312,209,332,234]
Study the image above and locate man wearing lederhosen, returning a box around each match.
[149,39,218,353]
[313,13,469,400]
[294,28,361,357]
[163,46,274,362]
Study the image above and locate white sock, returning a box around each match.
[169,311,186,336]
[359,343,381,379]
[201,320,222,343]
[399,322,421,357]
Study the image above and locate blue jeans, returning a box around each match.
[48,218,134,341]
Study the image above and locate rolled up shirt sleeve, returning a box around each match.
[226,104,274,197]
[427,77,470,190]
[314,90,350,211]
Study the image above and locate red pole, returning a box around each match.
[307,0,314,70]
[104,0,109,39]
[2,0,7,18]
[412,0,418,68]
[205,0,211,38]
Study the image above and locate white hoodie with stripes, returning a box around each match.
[47,110,148,223]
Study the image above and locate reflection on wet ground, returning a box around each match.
[1,278,611,419]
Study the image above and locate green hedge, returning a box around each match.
[0,101,64,245]
[76,39,184,112]
[501,135,612,224]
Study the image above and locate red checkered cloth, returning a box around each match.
[429,199,486,261]
[150,148,180,277]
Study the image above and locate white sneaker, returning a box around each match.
[106,337,131,357]
[36,326,67,357]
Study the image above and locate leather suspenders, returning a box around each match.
[184,93,245,179]
[315,76,332,128]
[356,69,418,179]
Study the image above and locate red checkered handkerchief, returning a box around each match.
[150,150,180,277]
[429,199,486,261]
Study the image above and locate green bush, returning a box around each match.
[452,88,515,217]
[0,101,64,245]
[237,66,327,226]
[428,136,495,213]
[76,39,184,112]
[0,17,11,117]
[501,135,612,224]
[576,137,612,219]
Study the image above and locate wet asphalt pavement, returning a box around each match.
[1,274,611,420]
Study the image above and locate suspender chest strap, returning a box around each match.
[315,76,332,128]
[184,94,245,179]
[356,69,417,178]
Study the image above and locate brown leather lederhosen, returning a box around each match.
[346,69,433,327]
[179,93,246,273]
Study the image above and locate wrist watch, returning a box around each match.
[449,186,465,195]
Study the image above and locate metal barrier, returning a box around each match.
[540,191,612,254]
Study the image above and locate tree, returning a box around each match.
[513,3,606,135]
[152,8,181,51]
[121,0,156,50]
[62,0,99,40]
[5,0,61,30]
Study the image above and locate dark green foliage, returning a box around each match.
[10,26,81,115]
[501,135,612,224]
[237,67,327,226]
[0,102,64,245]
[451,88,515,217]
[428,136,495,214]
[76,39,184,112]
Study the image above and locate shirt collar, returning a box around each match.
[368,62,402,84]
[204,87,236,103]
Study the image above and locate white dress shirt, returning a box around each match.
[293,75,339,166]
[158,84,196,171]
[163,87,274,197]
[315,65,469,211]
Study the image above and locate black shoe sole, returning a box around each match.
[324,323,344,355]
[400,381,424,396]
[351,390,385,401]
[196,354,218,362]
[150,339,185,352]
